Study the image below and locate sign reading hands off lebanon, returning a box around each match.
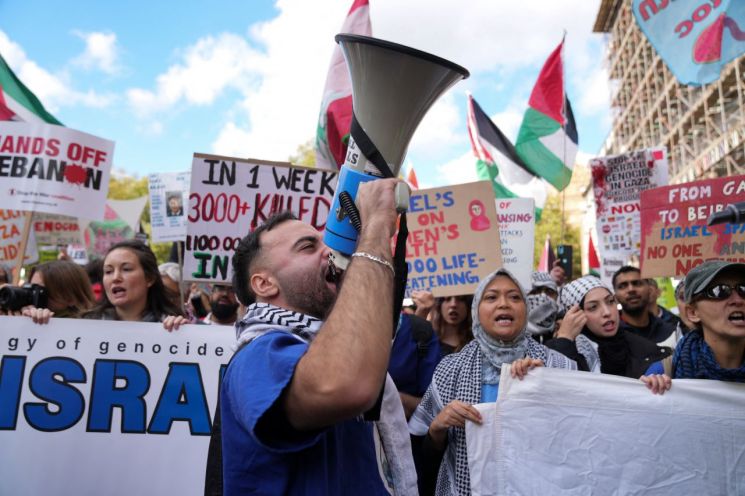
[405,181,501,297]
[0,122,113,220]
[466,366,745,495]
[640,175,745,278]
[0,317,233,496]
[185,154,337,284]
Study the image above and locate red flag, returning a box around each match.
[588,231,601,276]
[314,0,371,170]
[537,235,555,273]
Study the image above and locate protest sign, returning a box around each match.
[467,366,745,495]
[0,317,233,495]
[148,171,190,242]
[185,154,337,284]
[33,212,85,247]
[84,198,147,259]
[0,121,113,220]
[640,175,745,278]
[632,0,745,86]
[405,181,501,298]
[590,148,668,285]
[0,209,38,265]
[495,198,535,291]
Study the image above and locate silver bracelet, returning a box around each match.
[351,252,395,277]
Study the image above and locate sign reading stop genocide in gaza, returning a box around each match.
[184,154,337,284]
[0,122,113,220]
[640,175,745,278]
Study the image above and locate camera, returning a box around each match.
[0,284,48,312]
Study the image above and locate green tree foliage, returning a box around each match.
[533,194,582,279]
[289,139,316,167]
[106,174,171,264]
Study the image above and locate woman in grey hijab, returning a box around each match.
[409,268,577,496]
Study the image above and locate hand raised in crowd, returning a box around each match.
[411,290,434,319]
[163,315,190,332]
[510,358,544,380]
[555,305,587,340]
[550,259,566,287]
[356,178,404,239]
[640,374,672,395]
[21,306,55,325]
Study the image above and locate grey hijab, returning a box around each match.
[472,268,531,384]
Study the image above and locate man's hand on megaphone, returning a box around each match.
[356,178,403,239]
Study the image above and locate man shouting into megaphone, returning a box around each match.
[219,177,417,495]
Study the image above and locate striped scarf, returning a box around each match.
[673,330,745,382]
[234,302,323,348]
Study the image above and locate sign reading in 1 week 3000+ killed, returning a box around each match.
[184,154,337,284]
[405,180,502,298]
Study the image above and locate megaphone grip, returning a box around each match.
[338,191,362,232]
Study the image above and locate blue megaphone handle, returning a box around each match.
[324,167,380,256]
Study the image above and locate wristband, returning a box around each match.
[351,252,395,277]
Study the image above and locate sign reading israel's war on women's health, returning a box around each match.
[185,154,337,284]
[0,122,113,220]
[405,181,502,298]
[640,175,745,278]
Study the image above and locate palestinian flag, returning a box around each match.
[314,0,371,170]
[515,39,578,191]
[0,52,61,124]
[588,230,601,277]
[467,94,547,214]
[537,234,556,273]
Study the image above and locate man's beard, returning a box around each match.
[211,301,239,321]
[622,297,648,316]
[278,269,337,320]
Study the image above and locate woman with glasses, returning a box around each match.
[557,276,671,381]
[643,261,745,392]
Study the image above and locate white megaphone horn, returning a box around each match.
[325,34,469,267]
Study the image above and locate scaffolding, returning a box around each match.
[594,0,745,184]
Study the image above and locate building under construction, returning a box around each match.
[594,1,745,183]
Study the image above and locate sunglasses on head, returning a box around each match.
[697,283,745,301]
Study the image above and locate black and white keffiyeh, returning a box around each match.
[234,302,323,348]
[558,275,611,314]
[409,268,577,496]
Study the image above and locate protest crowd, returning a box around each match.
[2,0,745,495]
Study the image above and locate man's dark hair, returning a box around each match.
[232,211,297,306]
[611,265,642,289]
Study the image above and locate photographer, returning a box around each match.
[0,261,96,324]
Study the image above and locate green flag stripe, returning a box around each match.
[0,54,62,125]
[515,139,572,190]
[476,159,543,220]
[516,107,560,145]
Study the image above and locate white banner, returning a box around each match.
[466,366,745,495]
[590,148,668,285]
[495,198,535,291]
[0,122,113,220]
[0,317,234,496]
[185,154,337,284]
[148,172,190,243]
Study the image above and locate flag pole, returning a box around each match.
[13,212,33,285]
[560,30,567,245]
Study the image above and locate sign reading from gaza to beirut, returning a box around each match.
[0,317,234,495]
[405,180,502,298]
[185,154,337,284]
[0,121,114,220]
[640,175,745,278]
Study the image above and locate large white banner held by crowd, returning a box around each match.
[467,367,745,495]
[0,122,114,220]
[185,154,337,284]
[0,317,233,495]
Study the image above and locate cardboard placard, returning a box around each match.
[148,172,190,242]
[0,209,38,265]
[0,121,113,220]
[640,175,745,278]
[184,154,337,284]
[405,181,502,297]
[591,148,668,285]
[495,198,535,291]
